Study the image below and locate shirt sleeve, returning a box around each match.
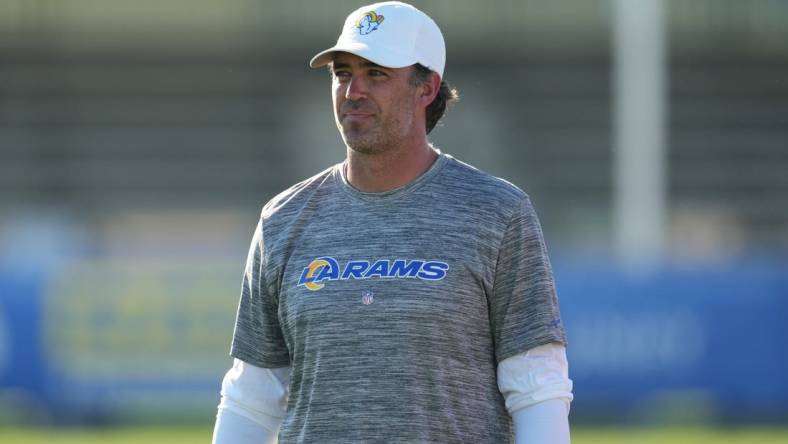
[230,217,291,368]
[490,195,566,363]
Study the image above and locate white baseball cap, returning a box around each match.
[309,1,446,77]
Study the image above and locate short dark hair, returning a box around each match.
[410,64,459,134]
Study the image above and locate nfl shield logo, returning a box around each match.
[361,290,374,305]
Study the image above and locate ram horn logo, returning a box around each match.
[356,11,384,35]
[299,257,339,291]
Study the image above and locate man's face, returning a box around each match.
[330,52,420,154]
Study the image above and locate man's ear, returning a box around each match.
[418,71,441,108]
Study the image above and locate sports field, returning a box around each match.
[0,425,787,443]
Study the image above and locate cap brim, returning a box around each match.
[309,42,416,70]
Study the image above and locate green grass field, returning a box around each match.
[0,425,787,443]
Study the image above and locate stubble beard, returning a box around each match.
[337,98,416,156]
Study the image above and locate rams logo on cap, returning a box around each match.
[356,11,384,35]
[298,256,449,291]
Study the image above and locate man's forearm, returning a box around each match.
[512,399,570,444]
[213,405,279,444]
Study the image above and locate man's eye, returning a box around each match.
[333,71,351,80]
[369,70,386,77]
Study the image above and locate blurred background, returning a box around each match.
[0,0,787,439]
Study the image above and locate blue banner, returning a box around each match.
[1,257,786,422]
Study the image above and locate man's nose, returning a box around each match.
[345,76,367,101]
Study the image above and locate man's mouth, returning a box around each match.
[343,111,374,121]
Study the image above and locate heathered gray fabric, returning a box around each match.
[230,151,566,443]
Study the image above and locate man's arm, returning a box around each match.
[486,193,571,442]
[512,399,571,444]
[498,342,573,444]
[212,359,291,444]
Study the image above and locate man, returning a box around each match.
[212,2,573,443]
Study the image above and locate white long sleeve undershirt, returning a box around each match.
[212,361,290,444]
[212,342,572,444]
[498,343,573,444]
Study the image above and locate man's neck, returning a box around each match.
[345,141,438,193]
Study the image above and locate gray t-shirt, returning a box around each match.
[230,152,566,443]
